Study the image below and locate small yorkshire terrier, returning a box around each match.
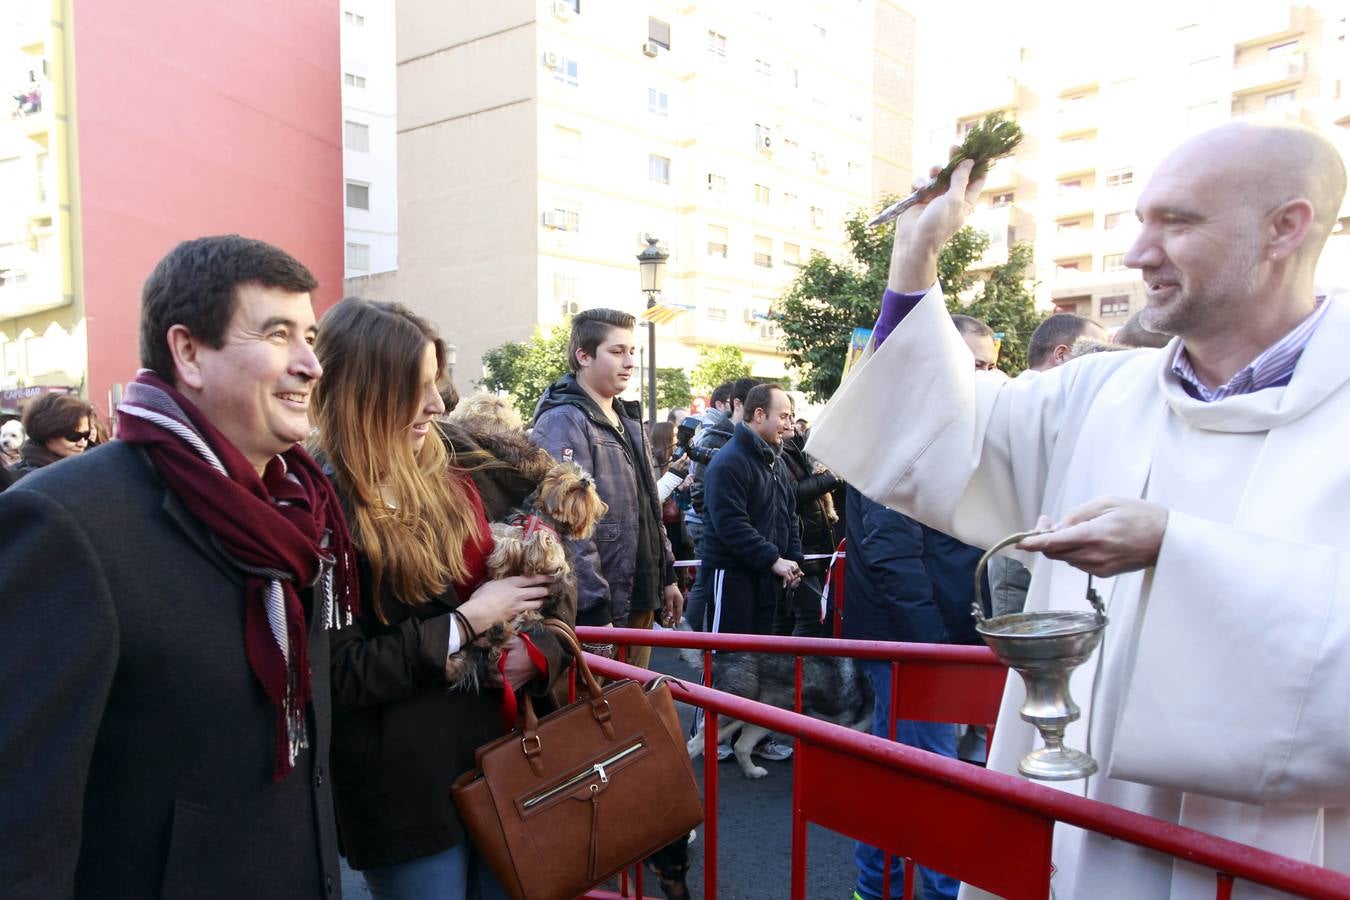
[444,461,607,691]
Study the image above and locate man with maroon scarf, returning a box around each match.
[0,235,355,899]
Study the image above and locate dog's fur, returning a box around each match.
[1,419,24,461]
[443,461,607,691]
[687,652,874,778]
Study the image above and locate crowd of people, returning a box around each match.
[0,118,1346,900]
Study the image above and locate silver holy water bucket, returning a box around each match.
[973,531,1107,781]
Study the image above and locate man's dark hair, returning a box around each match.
[730,376,763,408]
[1027,314,1103,368]
[711,381,733,408]
[742,383,780,420]
[568,308,635,373]
[140,235,318,384]
[951,314,994,337]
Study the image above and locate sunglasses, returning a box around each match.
[64,430,91,443]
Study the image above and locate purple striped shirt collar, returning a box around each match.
[1171,297,1331,402]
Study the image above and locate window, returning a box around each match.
[553,57,579,87]
[1056,261,1081,275]
[1103,253,1127,271]
[554,125,582,162]
[782,191,798,210]
[783,242,801,268]
[810,206,826,229]
[707,225,728,258]
[647,88,669,116]
[754,58,772,78]
[648,17,671,51]
[345,181,370,210]
[557,0,580,11]
[707,173,726,194]
[346,242,370,271]
[554,273,580,317]
[544,207,580,232]
[812,23,827,40]
[753,235,773,268]
[1265,89,1297,110]
[810,151,829,174]
[847,161,862,179]
[648,154,671,184]
[958,118,979,137]
[991,192,1014,208]
[1057,218,1085,233]
[753,184,770,205]
[343,120,370,152]
[706,30,727,58]
[343,10,365,26]
[1266,40,1298,64]
[1058,178,1083,195]
[343,72,366,88]
[1105,168,1133,187]
[1100,295,1130,316]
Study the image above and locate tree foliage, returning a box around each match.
[690,345,752,395]
[477,325,571,420]
[656,367,693,412]
[776,197,1041,401]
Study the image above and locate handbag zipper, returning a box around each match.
[521,741,645,810]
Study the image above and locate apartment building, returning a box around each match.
[0,1,81,410]
[919,1,1350,329]
[368,0,914,397]
[341,2,399,278]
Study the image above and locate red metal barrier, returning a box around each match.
[574,627,1350,900]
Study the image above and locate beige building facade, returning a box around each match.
[918,1,1350,329]
[356,0,915,401]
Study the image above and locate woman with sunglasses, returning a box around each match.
[9,393,94,480]
[310,298,565,900]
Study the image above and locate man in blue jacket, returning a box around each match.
[532,308,681,667]
[697,383,803,635]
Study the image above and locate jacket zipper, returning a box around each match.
[521,741,644,810]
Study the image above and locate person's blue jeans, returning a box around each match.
[362,842,510,900]
[853,659,960,900]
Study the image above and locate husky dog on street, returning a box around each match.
[687,652,874,778]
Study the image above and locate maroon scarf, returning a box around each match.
[116,371,357,781]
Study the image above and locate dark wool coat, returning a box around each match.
[0,442,343,899]
[699,423,802,573]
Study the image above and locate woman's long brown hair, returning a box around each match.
[310,298,481,621]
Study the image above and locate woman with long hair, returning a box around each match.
[311,298,563,899]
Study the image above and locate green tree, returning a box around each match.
[477,325,571,420]
[776,197,1040,401]
[690,345,751,395]
[656,367,693,412]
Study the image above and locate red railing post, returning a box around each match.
[790,656,807,900]
[1216,872,1235,900]
[702,648,718,900]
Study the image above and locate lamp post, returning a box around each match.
[636,236,668,427]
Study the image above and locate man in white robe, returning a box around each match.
[806,122,1350,899]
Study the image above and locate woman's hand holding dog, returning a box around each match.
[457,574,552,639]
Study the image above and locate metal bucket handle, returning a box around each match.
[973,529,1106,625]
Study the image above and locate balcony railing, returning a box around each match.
[1232,54,1307,95]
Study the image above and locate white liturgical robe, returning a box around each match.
[806,285,1350,899]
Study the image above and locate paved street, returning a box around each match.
[341,646,862,899]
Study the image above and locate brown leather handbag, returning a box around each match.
[452,620,703,900]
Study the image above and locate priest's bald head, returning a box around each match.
[1125,122,1346,358]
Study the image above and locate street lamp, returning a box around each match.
[636,236,668,427]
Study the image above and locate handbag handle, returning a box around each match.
[518,619,616,773]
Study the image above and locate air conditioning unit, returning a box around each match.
[642,41,660,58]
[542,51,561,70]
[542,210,565,229]
[759,322,776,340]
[743,308,760,324]
[552,1,573,21]
[759,133,773,152]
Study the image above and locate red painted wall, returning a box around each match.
[72,0,343,411]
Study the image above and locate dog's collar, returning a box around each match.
[509,513,559,542]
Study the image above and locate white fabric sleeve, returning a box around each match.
[656,470,682,504]
[445,616,463,662]
[1108,511,1350,807]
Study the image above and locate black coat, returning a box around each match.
[327,443,569,870]
[780,435,841,573]
[0,442,342,899]
[841,485,988,646]
[699,423,802,573]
